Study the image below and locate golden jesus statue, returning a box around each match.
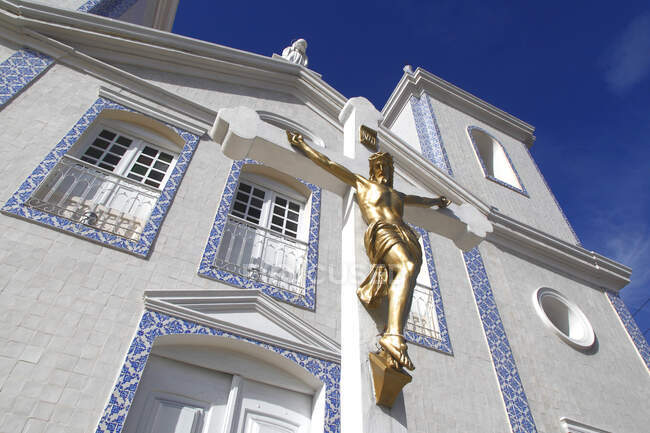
[288,131,450,371]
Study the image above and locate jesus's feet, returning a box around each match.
[379,334,414,371]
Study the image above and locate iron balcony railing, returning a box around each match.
[213,214,308,296]
[26,155,160,240]
[406,284,442,340]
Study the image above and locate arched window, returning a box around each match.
[467,126,527,194]
[199,160,321,309]
[2,98,199,256]
[28,111,182,240]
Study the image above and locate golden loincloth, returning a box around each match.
[357,221,422,309]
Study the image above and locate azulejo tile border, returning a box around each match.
[1,97,200,257]
[467,126,529,197]
[522,145,582,246]
[78,0,138,18]
[95,310,341,433]
[0,48,54,107]
[405,226,453,355]
[463,247,538,433]
[606,291,650,371]
[410,95,454,176]
[198,159,321,310]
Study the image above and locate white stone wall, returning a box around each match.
[389,102,421,153]
[480,241,650,433]
[393,96,579,244]
[0,62,342,432]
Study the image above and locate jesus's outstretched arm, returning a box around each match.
[287,131,359,187]
[403,194,450,208]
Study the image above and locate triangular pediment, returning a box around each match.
[144,289,340,362]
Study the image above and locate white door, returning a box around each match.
[233,378,312,433]
[123,355,232,433]
[122,355,312,433]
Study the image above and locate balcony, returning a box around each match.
[26,155,160,240]
[406,284,441,340]
[213,215,308,296]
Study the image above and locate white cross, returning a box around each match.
[209,98,491,251]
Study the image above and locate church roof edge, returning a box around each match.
[382,67,536,148]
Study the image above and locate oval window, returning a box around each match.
[533,288,595,350]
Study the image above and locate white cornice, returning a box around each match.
[144,289,341,362]
[0,0,347,124]
[98,86,211,135]
[488,210,631,291]
[382,68,536,147]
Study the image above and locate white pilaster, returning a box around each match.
[338,98,409,433]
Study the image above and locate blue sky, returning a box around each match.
[173,1,650,338]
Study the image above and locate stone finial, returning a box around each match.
[281,38,309,67]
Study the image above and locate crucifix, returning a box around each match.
[287,130,449,372]
[210,98,491,422]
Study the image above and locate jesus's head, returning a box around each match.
[368,152,394,187]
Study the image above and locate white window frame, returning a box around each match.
[234,172,309,242]
[72,119,180,190]
[467,126,525,193]
[406,235,442,340]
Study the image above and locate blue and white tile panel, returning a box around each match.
[463,248,538,433]
[409,95,454,176]
[1,97,200,257]
[467,126,529,197]
[198,159,321,310]
[606,291,650,371]
[405,226,453,355]
[78,0,138,18]
[95,310,341,433]
[0,49,54,107]
[522,145,582,246]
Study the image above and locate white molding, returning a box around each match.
[382,68,536,147]
[143,289,341,362]
[560,417,612,433]
[488,210,631,291]
[0,0,347,125]
[9,27,221,130]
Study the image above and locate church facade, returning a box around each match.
[0,1,648,433]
